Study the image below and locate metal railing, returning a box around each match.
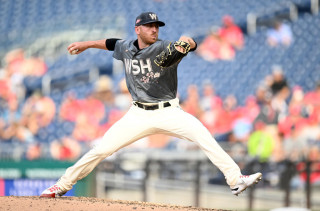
[95,150,320,210]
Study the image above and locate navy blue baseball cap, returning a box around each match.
[135,12,165,27]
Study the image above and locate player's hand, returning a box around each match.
[67,41,89,55]
[177,36,196,52]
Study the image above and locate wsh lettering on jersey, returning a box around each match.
[124,58,160,83]
[124,58,153,75]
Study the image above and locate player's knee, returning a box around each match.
[91,145,116,158]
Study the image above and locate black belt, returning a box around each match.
[133,101,171,110]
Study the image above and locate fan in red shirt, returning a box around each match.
[218,15,244,50]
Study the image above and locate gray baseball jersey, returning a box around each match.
[113,39,181,103]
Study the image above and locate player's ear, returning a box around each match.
[135,26,140,35]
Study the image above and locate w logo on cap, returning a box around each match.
[135,12,165,27]
[149,13,157,20]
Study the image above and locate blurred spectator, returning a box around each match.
[261,74,274,95]
[218,15,244,50]
[304,81,320,104]
[3,49,47,102]
[248,121,274,163]
[15,122,36,143]
[66,92,106,142]
[0,121,19,141]
[289,86,305,111]
[214,94,241,136]
[254,92,279,126]
[181,84,203,119]
[267,19,293,47]
[297,146,320,185]
[255,85,271,107]
[0,78,17,105]
[22,90,56,127]
[199,81,222,111]
[22,57,47,77]
[278,103,309,139]
[282,124,309,162]
[60,92,82,122]
[271,86,290,121]
[25,143,41,160]
[97,109,124,137]
[60,91,105,126]
[114,78,132,111]
[0,121,35,143]
[270,66,289,96]
[72,112,100,142]
[304,81,320,119]
[242,120,276,177]
[4,48,47,77]
[50,137,81,160]
[197,15,243,62]
[197,27,235,62]
[0,118,5,139]
[239,95,260,122]
[199,82,222,134]
[93,75,114,106]
[298,114,320,156]
[4,49,25,76]
[229,96,260,143]
[20,112,40,136]
[1,98,21,124]
[83,94,106,125]
[289,86,311,122]
[37,95,56,127]
[231,118,253,143]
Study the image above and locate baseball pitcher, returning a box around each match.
[41,12,261,198]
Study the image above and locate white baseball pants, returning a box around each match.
[58,98,241,191]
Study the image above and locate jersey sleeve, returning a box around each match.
[160,40,172,50]
[153,40,189,68]
[113,40,126,61]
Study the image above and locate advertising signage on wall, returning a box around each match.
[0,179,74,196]
[0,160,75,196]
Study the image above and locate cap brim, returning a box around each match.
[136,20,165,27]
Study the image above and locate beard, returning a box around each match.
[141,33,158,45]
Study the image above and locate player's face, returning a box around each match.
[136,23,159,45]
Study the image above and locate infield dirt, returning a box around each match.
[0,196,231,211]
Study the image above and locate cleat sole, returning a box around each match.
[40,193,56,198]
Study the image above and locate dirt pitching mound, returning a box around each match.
[0,196,230,211]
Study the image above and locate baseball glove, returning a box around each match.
[154,41,191,67]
